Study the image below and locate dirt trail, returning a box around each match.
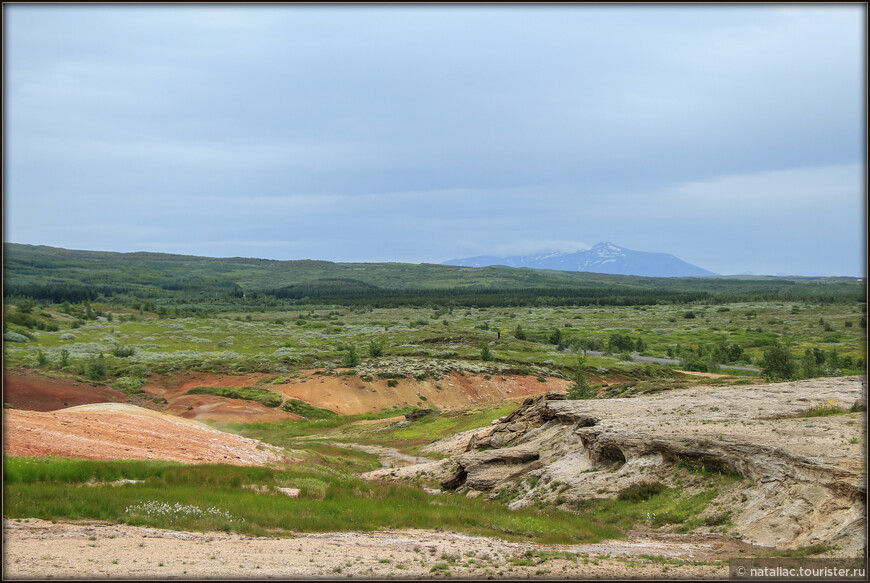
[3,518,740,579]
[326,441,436,468]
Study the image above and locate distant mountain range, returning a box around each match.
[442,242,718,278]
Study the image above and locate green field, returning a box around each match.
[4,298,865,382]
[2,243,866,546]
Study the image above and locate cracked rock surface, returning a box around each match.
[428,376,866,554]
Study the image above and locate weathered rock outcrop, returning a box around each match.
[435,377,866,554]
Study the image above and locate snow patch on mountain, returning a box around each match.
[443,242,718,278]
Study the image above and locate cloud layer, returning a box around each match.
[4,4,866,275]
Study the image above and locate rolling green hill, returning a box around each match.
[3,243,865,308]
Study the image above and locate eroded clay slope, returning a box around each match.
[3,403,287,466]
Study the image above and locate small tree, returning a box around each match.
[761,341,796,381]
[36,351,48,366]
[367,338,385,358]
[514,324,527,341]
[343,345,360,368]
[549,329,562,346]
[567,359,595,400]
[479,343,493,362]
[60,349,70,367]
[800,349,818,379]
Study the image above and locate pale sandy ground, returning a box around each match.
[3,518,735,579]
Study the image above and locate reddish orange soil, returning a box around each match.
[270,370,570,415]
[3,404,285,466]
[164,394,299,424]
[3,370,126,411]
[5,369,569,422]
[3,368,568,465]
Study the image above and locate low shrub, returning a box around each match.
[187,386,282,408]
[85,354,107,381]
[617,481,665,502]
[112,345,135,357]
[114,376,148,395]
[260,393,283,408]
[281,399,337,419]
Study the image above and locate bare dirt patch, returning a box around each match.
[163,394,300,424]
[1,367,600,424]
[274,370,570,415]
[674,370,732,379]
[133,370,568,422]
[3,518,733,579]
[2,403,285,466]
[2,369,126,411]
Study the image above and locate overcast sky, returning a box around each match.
[4,4,866,276]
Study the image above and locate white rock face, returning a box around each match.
[434,377,866,555]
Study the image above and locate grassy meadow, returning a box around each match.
[4,298,867,380]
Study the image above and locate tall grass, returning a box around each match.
[3,456,623,544]
[4,457,180,484]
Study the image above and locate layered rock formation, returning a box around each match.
[368,377,867,554]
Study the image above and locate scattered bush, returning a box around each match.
[617,481,665,501]
[259,393,283,408]
[3,332,30,343]
[114,376,148,395]
[85,354,107,381]
[112,345,135,358]
[59,333,76,341]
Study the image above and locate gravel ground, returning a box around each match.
[3,519,736,579]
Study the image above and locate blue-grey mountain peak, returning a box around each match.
[442,242,718,278]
